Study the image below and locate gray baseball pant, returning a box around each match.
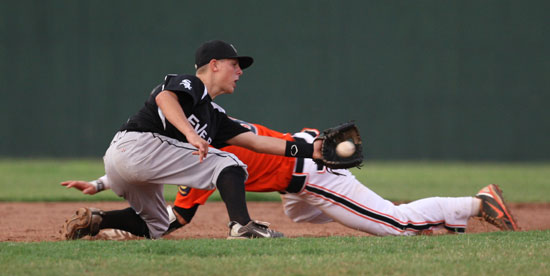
[103,131,247,238]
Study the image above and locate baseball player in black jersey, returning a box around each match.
[61,40,323,240]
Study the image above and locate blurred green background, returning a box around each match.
[1,0,548,161]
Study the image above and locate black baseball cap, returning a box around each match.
[194,40,254,70]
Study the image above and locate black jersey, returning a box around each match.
[120,74,249,149]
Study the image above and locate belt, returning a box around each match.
[283,137,307,193]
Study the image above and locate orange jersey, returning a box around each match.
[174,120,301,209]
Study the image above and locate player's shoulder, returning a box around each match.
[163,74,204,93]
[300,128,320,137]
[164,73,198,81]
[292,128,320,143]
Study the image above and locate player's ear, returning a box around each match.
[209,59,219,72]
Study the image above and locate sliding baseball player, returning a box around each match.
[63,118,518,238]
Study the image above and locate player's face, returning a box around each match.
[216,58,243,94]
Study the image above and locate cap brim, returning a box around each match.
[237,56,254,69]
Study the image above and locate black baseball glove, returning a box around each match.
[314,121,363,170]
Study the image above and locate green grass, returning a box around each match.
[1,159,549,202]
[1,159,549,275]
[1,231,549,275]
[0,159,119,201]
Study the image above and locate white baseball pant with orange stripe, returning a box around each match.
[281,159,475,236]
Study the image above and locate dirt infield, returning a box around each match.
[1,201,549,242]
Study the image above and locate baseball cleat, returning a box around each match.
[61,207,104,240]
[476,184,519,231]
[227,220,284,239]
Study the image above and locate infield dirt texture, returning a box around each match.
[1,201,549,242]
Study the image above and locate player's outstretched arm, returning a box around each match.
[227,132,322,159]
[61,175,111,195]
[61,180,99,195]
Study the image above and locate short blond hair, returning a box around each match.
[195,63,209,74]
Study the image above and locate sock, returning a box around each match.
[165,218,183,236]
[216,166,251,225]
[173,205,199,224]
[471,197,482,217]
[100,207,151,238]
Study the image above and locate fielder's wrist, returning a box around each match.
[90,179,105,192]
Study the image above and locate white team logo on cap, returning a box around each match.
[179,79,192,90]
[230,44,237,53]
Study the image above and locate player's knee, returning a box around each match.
[216,166,247,188]
[220,165,246,178]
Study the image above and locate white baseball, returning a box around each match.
[336,141,356,158]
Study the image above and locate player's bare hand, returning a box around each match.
[313,139,323,160]
[188,134,210,162]
[61,180,98,195]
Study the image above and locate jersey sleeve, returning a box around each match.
[162,74,204,106]
[210,113,250,148]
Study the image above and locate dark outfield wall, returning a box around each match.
[1,1,548,160]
